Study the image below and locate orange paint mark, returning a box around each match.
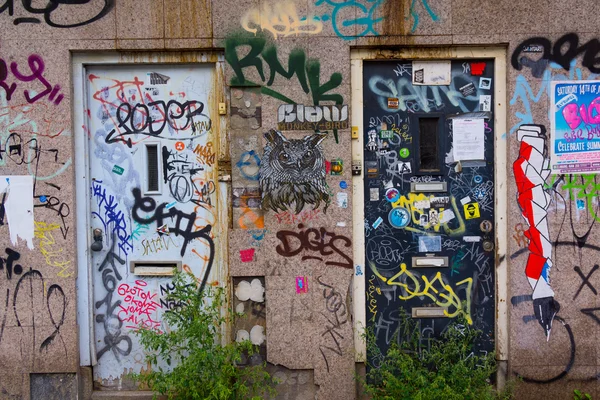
[192,248,209,262]
[238,207,265,229]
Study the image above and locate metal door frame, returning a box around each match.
[72,51,228,367]
[350,47,509,366]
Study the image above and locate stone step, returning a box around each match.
[91,391,166,400]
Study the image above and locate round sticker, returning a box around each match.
[340,181,348,189]
[389,207,410,228]
[385,188,400,203]
[399,148,410,158]
[175,141,185,151]
[473,175,483,184]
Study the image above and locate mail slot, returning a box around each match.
[412,256,448,268]
[412,307,447,318]
[129,261,182,276]
[410,182,447,192]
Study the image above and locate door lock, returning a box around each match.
[91,228,103,252]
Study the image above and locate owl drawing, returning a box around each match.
[260,129,330,214]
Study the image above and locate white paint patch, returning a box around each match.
[369,188,379,201]
[414,200,430,209]
[235,278,265,302]
[250,325,266,345]
[0,176,34,249]
[235,302,245,314]
[440,210,455,223]
[236,329,249,342]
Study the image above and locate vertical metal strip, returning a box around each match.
[72,56,96,366]
[350,55,367,360]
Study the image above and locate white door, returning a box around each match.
[84,64,219,387]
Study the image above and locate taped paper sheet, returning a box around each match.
[452,118,485,161]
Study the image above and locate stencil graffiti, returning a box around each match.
[259,130,330,214]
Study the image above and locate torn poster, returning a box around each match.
[452,119,485,161]
[0,176,34,249]
[418,235,442,252]
[440,209,455,223]
[412,61,451,85]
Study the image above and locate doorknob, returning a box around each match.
[91,228,103,252]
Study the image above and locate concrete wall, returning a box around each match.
[0,0,598,399]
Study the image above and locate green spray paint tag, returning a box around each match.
[112,165,124,175]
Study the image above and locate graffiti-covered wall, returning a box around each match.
[0,0,599,399]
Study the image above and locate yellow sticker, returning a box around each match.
[463,203,480,219]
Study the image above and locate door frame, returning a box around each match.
[72,51,228,366]
[350,47,509,364]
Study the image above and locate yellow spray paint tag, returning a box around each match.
[463,203,480,219]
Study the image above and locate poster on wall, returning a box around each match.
[412,61,451,85]
[551,80,600,174]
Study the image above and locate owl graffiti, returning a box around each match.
[259,129,330,214]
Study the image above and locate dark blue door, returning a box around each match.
[363,59,496,359]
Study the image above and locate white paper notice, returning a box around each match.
[0,176,34,249]
[452,118,485,161]
[440,210,455,223]
[460,196,472,206]
[412,61,451,85]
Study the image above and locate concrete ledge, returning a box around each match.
[92,391,166,400]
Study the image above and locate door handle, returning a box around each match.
[91,228,103,252]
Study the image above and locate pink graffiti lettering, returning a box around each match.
[117,280,162,332]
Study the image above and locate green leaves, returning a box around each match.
[359,314,514,400]
[574,389,593,400]
[130,270,276,399]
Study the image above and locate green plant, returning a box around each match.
[574,389,592,400]
[131,271,276,400]
[359,313,513,400]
